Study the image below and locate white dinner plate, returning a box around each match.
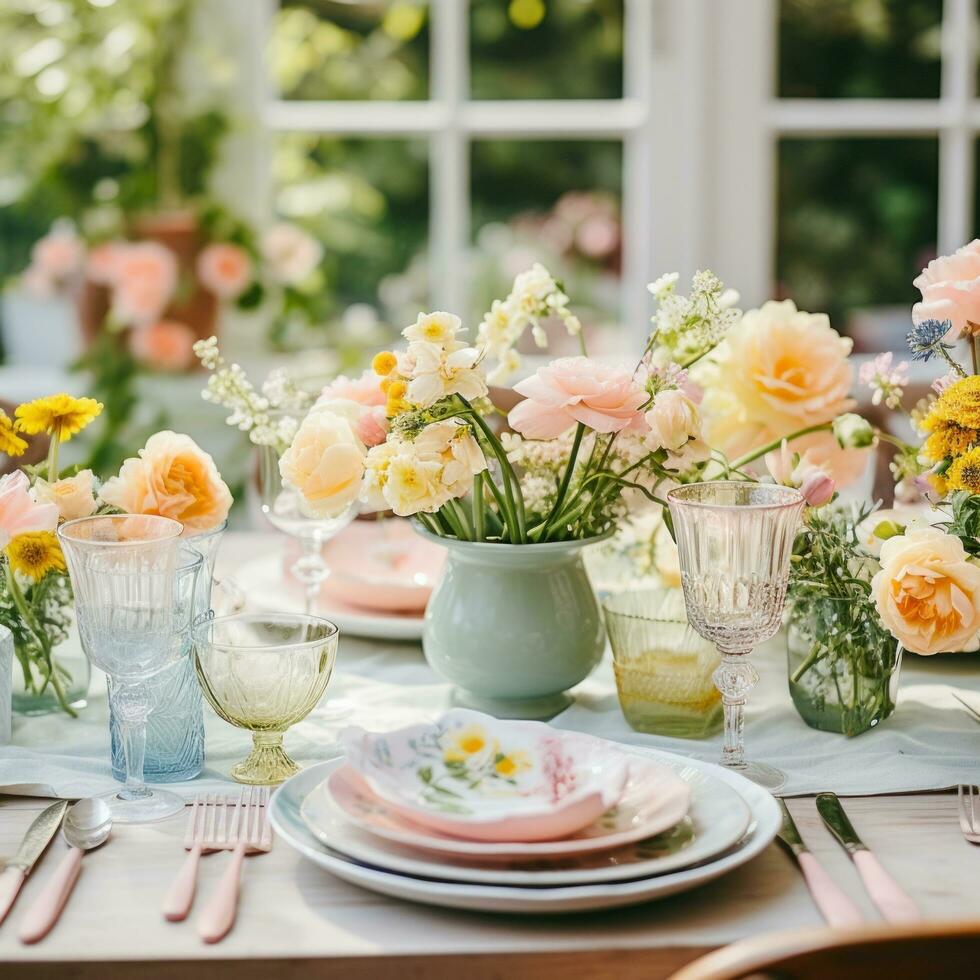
[237,555,425,641]
[299,756,750,886]
[270,749,780,914]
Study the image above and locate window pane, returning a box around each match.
[470,139,622,349]
[470,0,623,100]
[273,136,428,352]
[778,0,941,99]
[777,138,938,349]
[271,1,429,101]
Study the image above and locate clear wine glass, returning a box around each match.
[58,515,205,822]
[666,481,804,791]
[255,441,357,615]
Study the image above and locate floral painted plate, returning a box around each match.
[324,755,693,859]
[340,709,637,842]
[301,757,749,885]
[271,750,779,912]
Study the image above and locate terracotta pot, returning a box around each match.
[76,209,219,349]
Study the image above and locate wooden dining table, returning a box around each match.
[1,533,977,979]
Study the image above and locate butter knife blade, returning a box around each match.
[0,800,67,926]
[816,793,919,923]
[776,799,806,856]
[815,792,864,854]
[6,800,68,873]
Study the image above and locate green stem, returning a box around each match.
[541,422,585,534]
[472,473,486,542]
[46,437,60,483]
[730,422,833,471]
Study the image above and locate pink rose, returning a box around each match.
[798,467,835,507]
[197,243,253,300]
[353,406,389,448]
[86,241,124,285]
[508,357,647,439]
[130,320,196,372]
[912,240,980,339]
[319,370,386,407]
[31,226,85,283]
[0,471,58,549]
[111,242,178,326]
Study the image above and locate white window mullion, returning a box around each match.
[622,0,655,340]
[939,0,976,253]
[429,0,468,317]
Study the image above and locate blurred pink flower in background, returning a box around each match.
[197,243,253,300]
[130,319,196,372]
[319,370,386,407]
[261,222,323,285]
[0,471,58,549]
[22,223,86,296]
[111,242,178,326]
[85,241,125,285]
[509,356,647,439]
[912,239,980,339]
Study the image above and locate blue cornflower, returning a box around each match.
[907,319,952,361]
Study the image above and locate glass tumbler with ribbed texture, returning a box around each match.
[667,482,804,791]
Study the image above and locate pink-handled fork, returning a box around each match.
[197,787,272,944]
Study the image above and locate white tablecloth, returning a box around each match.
[2,534,980,799]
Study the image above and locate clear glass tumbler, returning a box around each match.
[58,515,203,822]
[667,481,804,791]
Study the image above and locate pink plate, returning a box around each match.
[286,518,445,613]
[340,710,635,843]
[325,754,692,859]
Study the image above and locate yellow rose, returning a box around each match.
[871,526,980,655]
[100,431,232,534]
[279,409,365,518]
[33,469,98,521]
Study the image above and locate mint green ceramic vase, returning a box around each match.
[417,528,608,720]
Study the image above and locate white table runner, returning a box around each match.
[1,532,979,799]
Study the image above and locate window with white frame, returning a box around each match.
[259,0,656,353]
[254,0,980,357]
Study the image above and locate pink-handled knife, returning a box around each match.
[777,799,864,927]
[816,792,920,923]
[0,800,67,926]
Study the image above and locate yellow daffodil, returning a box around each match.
[5,531,65,581]
[946,447,980,494]
[15,394,103,443]
[0,410,27,457]
[372,351,398,377]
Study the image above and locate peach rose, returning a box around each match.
[872,526,980,655]
[508,356,647,439]
[130,320,196,372]
[33,469,98,522]
[85,241,124,285]
[279,409,365,518]
[99,431,232,534]
[0,472,58,549]
[111,242,178,326]
[197,243,253,300]
[261,222,323,285]
[912,240,980,340]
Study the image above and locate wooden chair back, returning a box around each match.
[669,920,980,980]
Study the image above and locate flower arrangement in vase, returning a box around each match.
[0,393,231,718]
[198,263,873,718]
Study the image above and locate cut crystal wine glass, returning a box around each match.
[256,441,357,615]
[58,515,205,822]
[666,481,804,791]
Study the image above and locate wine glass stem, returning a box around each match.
[713,649,759,771]
[293,535,328,615]
[110,681,151,801]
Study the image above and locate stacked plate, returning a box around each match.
[269,709,781,913]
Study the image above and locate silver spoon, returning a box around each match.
[19,798,112,944]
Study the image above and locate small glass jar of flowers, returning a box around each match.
[198,264,873,719]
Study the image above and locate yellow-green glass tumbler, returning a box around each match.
[193,613,339,784]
